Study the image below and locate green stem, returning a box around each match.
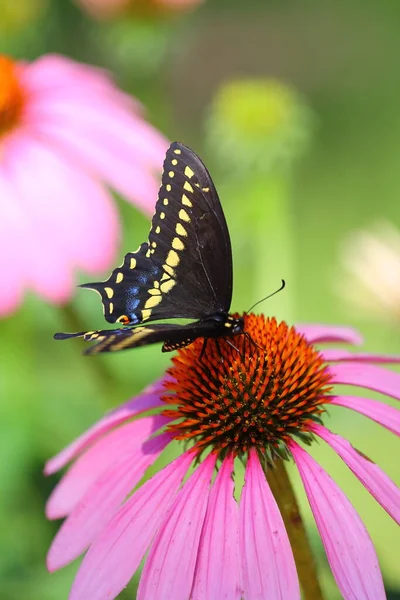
[266,459,325,600]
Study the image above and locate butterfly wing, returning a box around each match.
[55,322,204,355]
[81,142,233,326]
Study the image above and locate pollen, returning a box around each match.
[163,314,333,458]
[0,56,25,137]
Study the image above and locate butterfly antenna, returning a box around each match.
[246,279,286,314]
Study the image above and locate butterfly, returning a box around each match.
[54,142,245,355]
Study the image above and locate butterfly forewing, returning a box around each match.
[81,142,233,326]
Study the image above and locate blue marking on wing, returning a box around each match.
[126,286,141,322]
[137,274,147,285]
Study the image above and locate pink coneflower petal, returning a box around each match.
[5,133,118,275]
[0,53,168,315]
[312,424,400,524]
[138,453,217,600]
[47,431,171,571]
[330,395,400,436]
[330,363,400,401]
[3,134,75,302]
[45,379,165,475]
[239,448,300,600]
[46,414,169,519]
[296,325,363,346]
[70,451,194,600]
[322,349,400,364]
[191,454,242,600]
[35,119,162,214]
[29,93,166,168]
[290,441,385,600]
[0,167,27,315]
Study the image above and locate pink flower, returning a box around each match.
[75,0,204,19]
[0,53,168,316]
[46,316,400,599]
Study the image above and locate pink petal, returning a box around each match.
[47,432,171,571]
[46,414,169,519]
[322,349,400,364]
[34,119,162,215]
[290,441,385,600]
[5,133,119,277]
[138,453,217,600]
[330,363,400,401]
[295,325,363,346]
[45,378,165,475]
[191,454,242,600]
[330,395,400,436]
[0,165,27,315]
[239,448,300,600]
[28,94,167,170]
[70,451,194,600]
[312,424,400,524]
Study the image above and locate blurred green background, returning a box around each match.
[1,0,400,598]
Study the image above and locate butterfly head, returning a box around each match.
[223,313,245,335]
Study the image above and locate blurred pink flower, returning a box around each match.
[46,315,400,600]
[0,53,168,316]
[75,0,204,19]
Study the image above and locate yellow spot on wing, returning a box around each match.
[130,257,136,269]
[179,209,190,222]
[166,249,180,268]
[184,166,194,178]
[116,272,124,284]
[155,226,161,234]
[145,295,162,310]
[171,159,178,166]
[174,148,181,155]
[172,237,184,251]
[163,264,174,277]
[160,212,165,219]
[166,184,172,191]
[176,223,187,236]
[148,287,161,295]
[151,241,157,248]
[141,309,152,321]
[163,198,169,206]
[112,328,155,351]
[182,194,192,207]
[146,248,151,258]
[183,181,193,193]
[168,171,174,178]
[104,287,114,298]
[202,187,210,192]
[161,279,176,294]
[109,302,114,314]
[154,281,160,289]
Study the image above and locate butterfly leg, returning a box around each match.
[244,331,265,354]
[199,338,209,361]
[224,337,241,355]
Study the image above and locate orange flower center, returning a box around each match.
[0,56,25,137]
[163,314,333,459]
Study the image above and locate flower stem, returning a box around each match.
[266,459,325,600]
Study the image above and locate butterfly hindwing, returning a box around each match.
[81,142,233,326]
[55,322,205,355]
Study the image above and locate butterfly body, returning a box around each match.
[55,142,244,354]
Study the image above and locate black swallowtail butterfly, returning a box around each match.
[54,142,244,354]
